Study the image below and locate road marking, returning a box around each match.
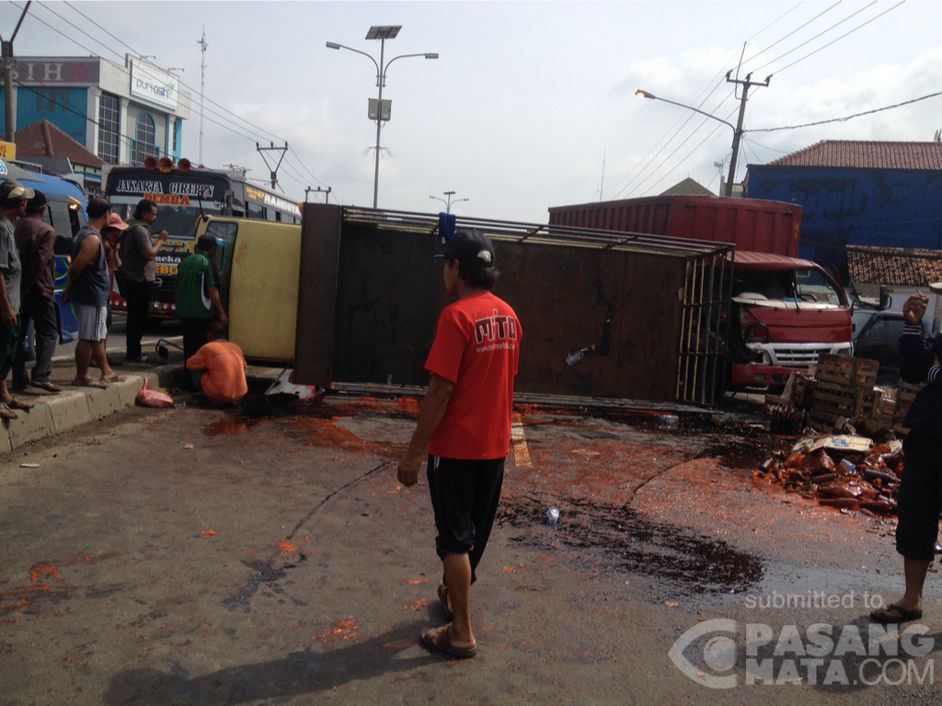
[511,412,531,468]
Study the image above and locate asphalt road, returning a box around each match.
[1,396,941,704]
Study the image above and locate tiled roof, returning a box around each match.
[659,177,714,197]
[847,244,942,286]
[767,140,942,170]
[15,120,103,169]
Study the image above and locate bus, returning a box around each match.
[5,160,87,342]
[104,158,302,319]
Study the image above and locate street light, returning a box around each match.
[429,190,469,213]
[635,89,741,197]
[326,26,438,208]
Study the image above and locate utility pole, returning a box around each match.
[256,141,288,189]
[198,28,207,166]
[724,70,770,197]
[2,1,31,143]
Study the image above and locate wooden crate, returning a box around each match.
[816,354,854,385]
[854,389,877,419]
[853,358,879,388]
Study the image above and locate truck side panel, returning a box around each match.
[548,195,801,257]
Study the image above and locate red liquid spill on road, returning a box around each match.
[315,618,359,644]
[28,563,61,583]
[278,539,300,553]
[202,417,257,437]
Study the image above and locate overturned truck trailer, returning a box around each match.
[293,204,734,407]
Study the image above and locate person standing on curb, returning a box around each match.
[397,229,523,659]
[117,198,168,364]
[175,234,226,378]
[0,180,33,419]
[12,191,61,393]
[64,197,123,388]
[871,292,941,624]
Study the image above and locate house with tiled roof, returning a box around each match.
[745,140,942,278]
[15,119,103,191]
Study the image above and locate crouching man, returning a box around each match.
[185,321,248,405]
[397,229,523,658]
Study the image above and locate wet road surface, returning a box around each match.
[1,396,940,704]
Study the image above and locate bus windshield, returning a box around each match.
[109,196,223,238]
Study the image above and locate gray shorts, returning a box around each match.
[75,303,108,342]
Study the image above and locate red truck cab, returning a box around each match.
[729,251,852,387]
[548,195,855,392]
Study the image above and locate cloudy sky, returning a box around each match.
[2,1,940,222]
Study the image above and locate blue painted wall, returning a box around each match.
[0,86,89,146]
[746,165,942,276]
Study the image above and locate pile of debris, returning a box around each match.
[755,434,903,515]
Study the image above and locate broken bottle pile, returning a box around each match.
[754,435,903,515]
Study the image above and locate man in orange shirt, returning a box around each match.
[398,229,522,659]
[185,322,248,405]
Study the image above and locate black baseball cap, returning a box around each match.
[442,229,496,273]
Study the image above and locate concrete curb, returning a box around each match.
[1,364,184,454]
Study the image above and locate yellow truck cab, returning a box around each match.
[193,216,301,363]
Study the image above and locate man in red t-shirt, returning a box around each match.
[398,229,522,659]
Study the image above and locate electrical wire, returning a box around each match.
[767,0,906,75]
[749,1,878,73]
[634,105,739,196]
[742,1,843,65]
[13,0,321,191]
[605,1,808,200]
[747,89,942,133]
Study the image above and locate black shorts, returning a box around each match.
[427,455,505,580]
[896,433,942,561]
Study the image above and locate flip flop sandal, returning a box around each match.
[870,603,923,624]
[6,397,34,411]
[72,379,108,389]
[421,627,476,659]
[0,403,17,420]
[102,375,126,383]
[437,582,453,620]
[30,381,61,393]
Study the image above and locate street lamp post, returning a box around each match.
[327,26,438,208]
[429,190,469,213]
[635,89,740,197]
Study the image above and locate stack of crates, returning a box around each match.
[808,356,879,430]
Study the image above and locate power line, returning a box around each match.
[633,105,739,196]
[16,0,323,188]
[769,1,906,75]
[605,2,808,200]
[742,1,843,64]
[62,0,137,57]
[749,1,879,73]
[747,89,942,133]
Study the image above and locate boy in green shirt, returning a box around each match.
[175,234,226,375]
